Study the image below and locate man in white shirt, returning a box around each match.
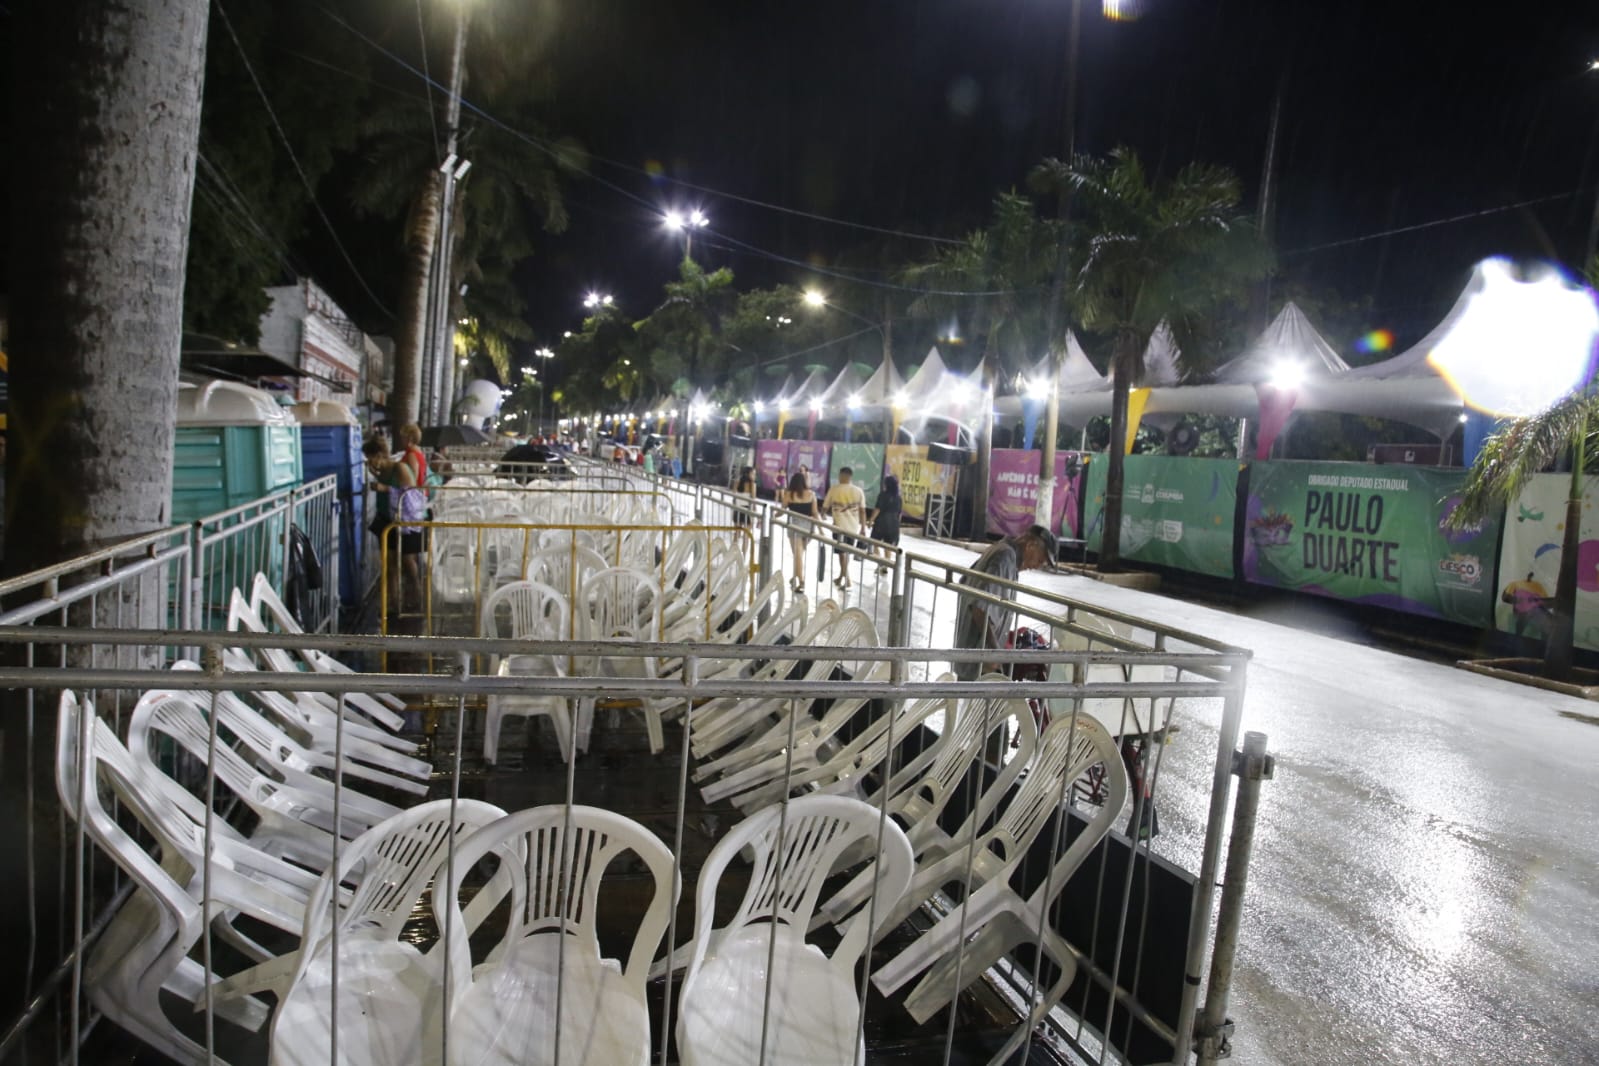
[822,466,868,589]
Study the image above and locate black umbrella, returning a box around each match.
[421,425,493,448]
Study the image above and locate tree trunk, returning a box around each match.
[1547,425,1586,679]
[389,174,443,429]
[7,0,210,575]
[1099,334,1139,573]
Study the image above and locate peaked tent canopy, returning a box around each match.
[817,363,868,410]
[1213,302,1350,384]
[1140,319,1183,387]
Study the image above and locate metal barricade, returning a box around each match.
[0,471,1267,1066]
[0,618,1250,1066]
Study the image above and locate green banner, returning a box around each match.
[1082,455,1239,578]
[1494,473,1599,649]
[1244,460,1500,626]
[829,443,885,506]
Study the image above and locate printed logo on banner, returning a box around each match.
[1438,553,1483,587]
[1249,509,1295,548]
[1159,520,1184,544]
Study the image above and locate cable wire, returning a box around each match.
[214,0,395,319]
[1282,189,1581,257]
[316,4,965,248]
[414,0,441,160]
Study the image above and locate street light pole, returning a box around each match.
[420,4,469,427]
[1036,0,1084,529]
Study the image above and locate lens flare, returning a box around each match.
[1355,329,1394,354]
[1426,258,1599,418]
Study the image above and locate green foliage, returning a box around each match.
[1032,147,1270,374]
[1449,393,1599,528]
[184,3,374,341]
[902,191,1062,373]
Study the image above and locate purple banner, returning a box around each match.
[986,450,1085,539]
[754,439,793,493]
[789,440,833,494]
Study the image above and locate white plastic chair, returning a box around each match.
[818,683,1038,930]
[56,693,270,1066]
[229,588,407,735]
[127,688,384,864]
[266,799,507,1066]
[689,606,878,765]
[430,525,479,605]
[436,805,678,1066]
[524,543,610,604]
[479,580,575,763]
[574,567,665,754]
[248,574,408,720]
[871,716,1127,1061]
[676,796,914,1066]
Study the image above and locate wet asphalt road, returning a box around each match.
[823,533,1599,1066]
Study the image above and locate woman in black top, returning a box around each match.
[869,474,903,575]
[778,470,819,593]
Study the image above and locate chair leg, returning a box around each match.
[484,701,503,764]
[643,702,664,755]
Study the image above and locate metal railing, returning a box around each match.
[0,468,1266,1066]
[1,619,1249,1066]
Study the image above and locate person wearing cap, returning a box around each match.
[953,525,1058,681]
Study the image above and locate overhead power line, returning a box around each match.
[1283,189,1581,257]
[214,0,395,321]
[315,5,964,248]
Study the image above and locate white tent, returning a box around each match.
[899,347,953,410]
[817,362,868,411]
[855,353,906,407]
[1213,302,1350,385]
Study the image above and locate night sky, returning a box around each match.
[518,0,1598,360]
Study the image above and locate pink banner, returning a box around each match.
[789,440,832,494]
[986,450,1086,539]
[1254,384,1299,460]
[754,439,793,493]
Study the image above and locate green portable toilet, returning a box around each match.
[172,380,303,522]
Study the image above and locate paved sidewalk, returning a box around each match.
[841,533,1599,1066]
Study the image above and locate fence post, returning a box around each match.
[329,496,343,635]
[280,483,297,591]
[1195,730,1274,1065]
[888,552,909,647]
[188,520,205,633]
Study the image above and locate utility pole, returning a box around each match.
[421,5,468,426]
[1035,0,1083,529]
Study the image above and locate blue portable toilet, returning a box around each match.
[294,400,364,613]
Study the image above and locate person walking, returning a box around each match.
[778,470,819,595]
[822,466,867,590]
[363,438,427,617]
[868,474,904,576]
[953,525,1058,681]
[733,465,757,529]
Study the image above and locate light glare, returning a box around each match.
[1426,258,1599,418]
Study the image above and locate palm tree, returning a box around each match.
[1033,148,1267,570]
[350,0,570,426]
[7,0,209,577]
[904,192,1060,532]
[639,258,736,391]
[1450,393,1597,679]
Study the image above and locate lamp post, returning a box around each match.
[664,209,710,262]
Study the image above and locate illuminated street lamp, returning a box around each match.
[664,208,710,260]
[583,292,615,311]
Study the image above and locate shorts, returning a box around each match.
[400,531,424,556]
[833,532,864,553]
